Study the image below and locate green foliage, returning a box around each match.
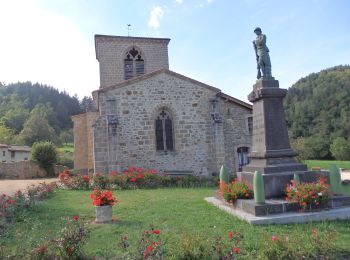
[17,113,58,145]
[222,179,253,203]
[0,123,14,144]
[0,81,84,144]
[285,65,350,159]
[31,141,58,174]
[330,137,350,160]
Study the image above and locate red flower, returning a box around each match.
[152,229,160,235]
[233,247,240,254]
[110,171,118,176]
[128,166,136,172]
[66,247,73,255]
[82,175,90,183]
[271,235,278,241]
[137,173,144,179]
[228,231,233,239]
[72,215,79,220]
[147,245,153,252]
[312,229,317,236]
[131,177,137,183]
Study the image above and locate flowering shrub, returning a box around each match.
[285,176,331,210]
[262,229,339,259]
[58,167,217,190]
[89,189,118,206]
[54,216,89,258]
[137,226,163,260]
[222,178,253,203]
[212,230,242,259]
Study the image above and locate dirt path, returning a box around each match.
[0,178,58,196]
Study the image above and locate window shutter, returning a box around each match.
[155,119,164,150]
[165,118,174,151]
[135,58,144,76]
[124,59,133,80]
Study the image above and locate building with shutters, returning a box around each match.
[72,35,252,176]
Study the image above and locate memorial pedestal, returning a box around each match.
[242,78,307,198]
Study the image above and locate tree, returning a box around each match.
[17,113,57,146]
[31,141,58,176]
[0,123,14,144]
[330,137,350,161]
[60,129,74,145]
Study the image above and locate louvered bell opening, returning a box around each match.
[124,59,133,80]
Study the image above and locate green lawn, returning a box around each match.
[57,142,74,153]
[304,160,350,170]
[2,188,350,258]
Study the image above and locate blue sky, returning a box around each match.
[0,0,349,102]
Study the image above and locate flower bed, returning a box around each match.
[58,167,217,190]
[285,176,331,211]
[0,182,56,233]
[221,178,253,204]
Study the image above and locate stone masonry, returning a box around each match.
[73,35,252,176]
[95,35,170,88]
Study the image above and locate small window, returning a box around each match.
[155,110,174,151]
[2,151,5,156]
[247,116,253,135]
[11,151,15,158]
[124,47,144,80]
[237,147,250,172]
[24,157,28,161]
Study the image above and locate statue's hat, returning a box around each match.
[254,27,262,33]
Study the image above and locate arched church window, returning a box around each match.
[124,47,144,80]
[237,147,250,172]
[155,110,174,151]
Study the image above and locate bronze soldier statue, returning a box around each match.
[253,27,272,79]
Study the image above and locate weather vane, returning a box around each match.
[127,24,131,37]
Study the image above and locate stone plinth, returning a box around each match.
[238,170,327,198]
[242,78,307,198]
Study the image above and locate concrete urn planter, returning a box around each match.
[95,205,112,223]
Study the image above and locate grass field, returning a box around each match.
[2,188,350,258]
[57,142,74,153]
[304,160,350,170]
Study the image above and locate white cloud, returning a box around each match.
[0,0,99,98]
[207,0,214,3]
[175,0,183,3]
[148,6,164,28]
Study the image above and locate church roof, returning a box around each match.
[93,69,252,110]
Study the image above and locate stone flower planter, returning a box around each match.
[95,205,112,223]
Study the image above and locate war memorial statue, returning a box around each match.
[253,27,272,79]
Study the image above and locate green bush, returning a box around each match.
[330,137,350,160]
[31,141,58,176]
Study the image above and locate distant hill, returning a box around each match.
[0,82,84,145]
[284,65,350,159]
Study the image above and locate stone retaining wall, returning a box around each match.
[0,161,65,179]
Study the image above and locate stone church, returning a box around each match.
[72,34,252,176]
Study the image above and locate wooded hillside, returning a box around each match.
[0,82,86,146]
[284,65,350,160]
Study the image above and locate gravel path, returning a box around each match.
[0,178,58,196]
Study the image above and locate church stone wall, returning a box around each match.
[95,36,170,88]
[219,101,252,174]
[93,72,252,176]
[72,112,99,171]
[94,72,220,175]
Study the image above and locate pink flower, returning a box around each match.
[228,231,233,239]
[72,215,79,220]
[271,235,278,241]
[233,247,239,254]
[131,177,137,183]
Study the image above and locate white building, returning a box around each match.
[0,144,31,163]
